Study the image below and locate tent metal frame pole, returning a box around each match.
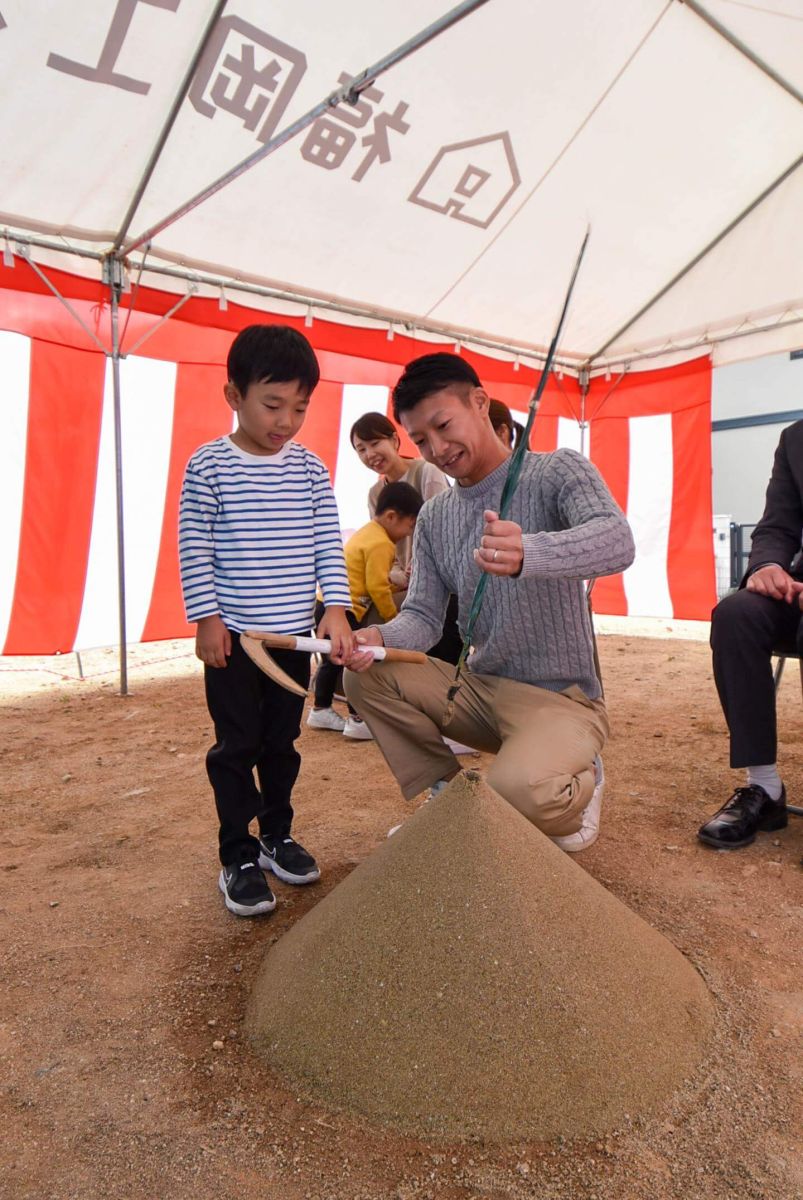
[586,152,803,365]
[119,0,491,257]
[104,257,129,697]
[113,0,229,251]
[13,244,108,353]
[679,0,803,108]
[578,368,590,455]
[591,313,803,374]
[6,225,801,373]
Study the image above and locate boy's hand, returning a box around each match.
[317,605,355,664]
[196,615,231,668]
[345,626,384,673]
[474,508,524,577]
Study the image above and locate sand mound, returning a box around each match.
[246,773,713,1140]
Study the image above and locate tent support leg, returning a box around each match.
[578,367,590,457]
[105,257,129,697]
[75,651,84,680]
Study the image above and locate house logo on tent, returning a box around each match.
[409,132,520,229]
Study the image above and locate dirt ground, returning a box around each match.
[1,633,801,1200]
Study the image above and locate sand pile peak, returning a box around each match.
[246,773,712,1140]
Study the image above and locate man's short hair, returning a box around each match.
[375,481,423,519]
[392,353,481,421]
[227,324,320,397]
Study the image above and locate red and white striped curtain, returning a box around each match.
[0,263,715,654]
[532,356,716,622]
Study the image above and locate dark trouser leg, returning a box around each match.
[427,594,462,665]
[710,589,801,768]
[205,633,310,865]
[312,608,359,714]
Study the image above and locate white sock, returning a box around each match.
[746,764,783,802]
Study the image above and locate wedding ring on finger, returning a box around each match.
[493,549,499,562]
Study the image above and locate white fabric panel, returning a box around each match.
[0,331,31,648]
[623,414,674,618]
[74,356,176,650]
[334,384,389,539]
[611,166,803,362]
[1,1,800,368]
[0,0,221,233]
[705,0,803,93]
[557,416,584,455]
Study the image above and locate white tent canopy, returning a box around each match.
[2,0,802,371]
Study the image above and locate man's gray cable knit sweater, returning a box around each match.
[379,450,635,700]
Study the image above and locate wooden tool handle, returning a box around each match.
[250,632,298,650]
[246,630,427,666]
[382,648,428,664]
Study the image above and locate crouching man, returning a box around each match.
[344,353,635,850]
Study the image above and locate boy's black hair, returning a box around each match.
[350,411,397,445]
[392,353,481,420]
[227,324,320,397]
[375,481,423,519]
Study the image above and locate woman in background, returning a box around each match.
[489,397,526,451]
[351,411,450,591]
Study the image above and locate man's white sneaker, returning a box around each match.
[307,706,346,732]
[343,716,373,741]
[387,777,450,837]
[441,735,479,757]
[550,756,605,853]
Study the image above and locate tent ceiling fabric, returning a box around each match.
[1,0,801,368]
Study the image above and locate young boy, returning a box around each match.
[178,324,354,917]
[308,481,423,740]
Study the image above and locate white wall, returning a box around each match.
[711,352,803,527]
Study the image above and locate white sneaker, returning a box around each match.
[550,756,605,853]
[307,706,346,732]
[442,735,479,757]
[343,716,373,741]
[387,778,450,837]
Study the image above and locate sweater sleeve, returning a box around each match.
[364,540,398,622]
[377,509,450,650]
[519,449,635,580]
[178,459,220,622]
[310,460,352,608]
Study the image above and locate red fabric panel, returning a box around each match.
[586,357,714,619]
[141,363,231,642]
[0,258,545,390]
[587,412,630,617]
[3,341,105,653]
[586,356,710,419]
[668,396,717,620]
[529,375,582,450]
[530,412,559,452]
[296,379,343,479]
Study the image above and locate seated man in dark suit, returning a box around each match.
[698,420,803,850]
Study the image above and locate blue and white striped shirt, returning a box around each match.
[178,436,350,634]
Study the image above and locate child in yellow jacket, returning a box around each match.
[309,481,423,739]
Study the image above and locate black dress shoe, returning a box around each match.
[697,784,788,850]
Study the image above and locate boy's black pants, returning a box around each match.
[204,632,310,867]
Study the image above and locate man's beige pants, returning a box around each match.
[345,657,608,837]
